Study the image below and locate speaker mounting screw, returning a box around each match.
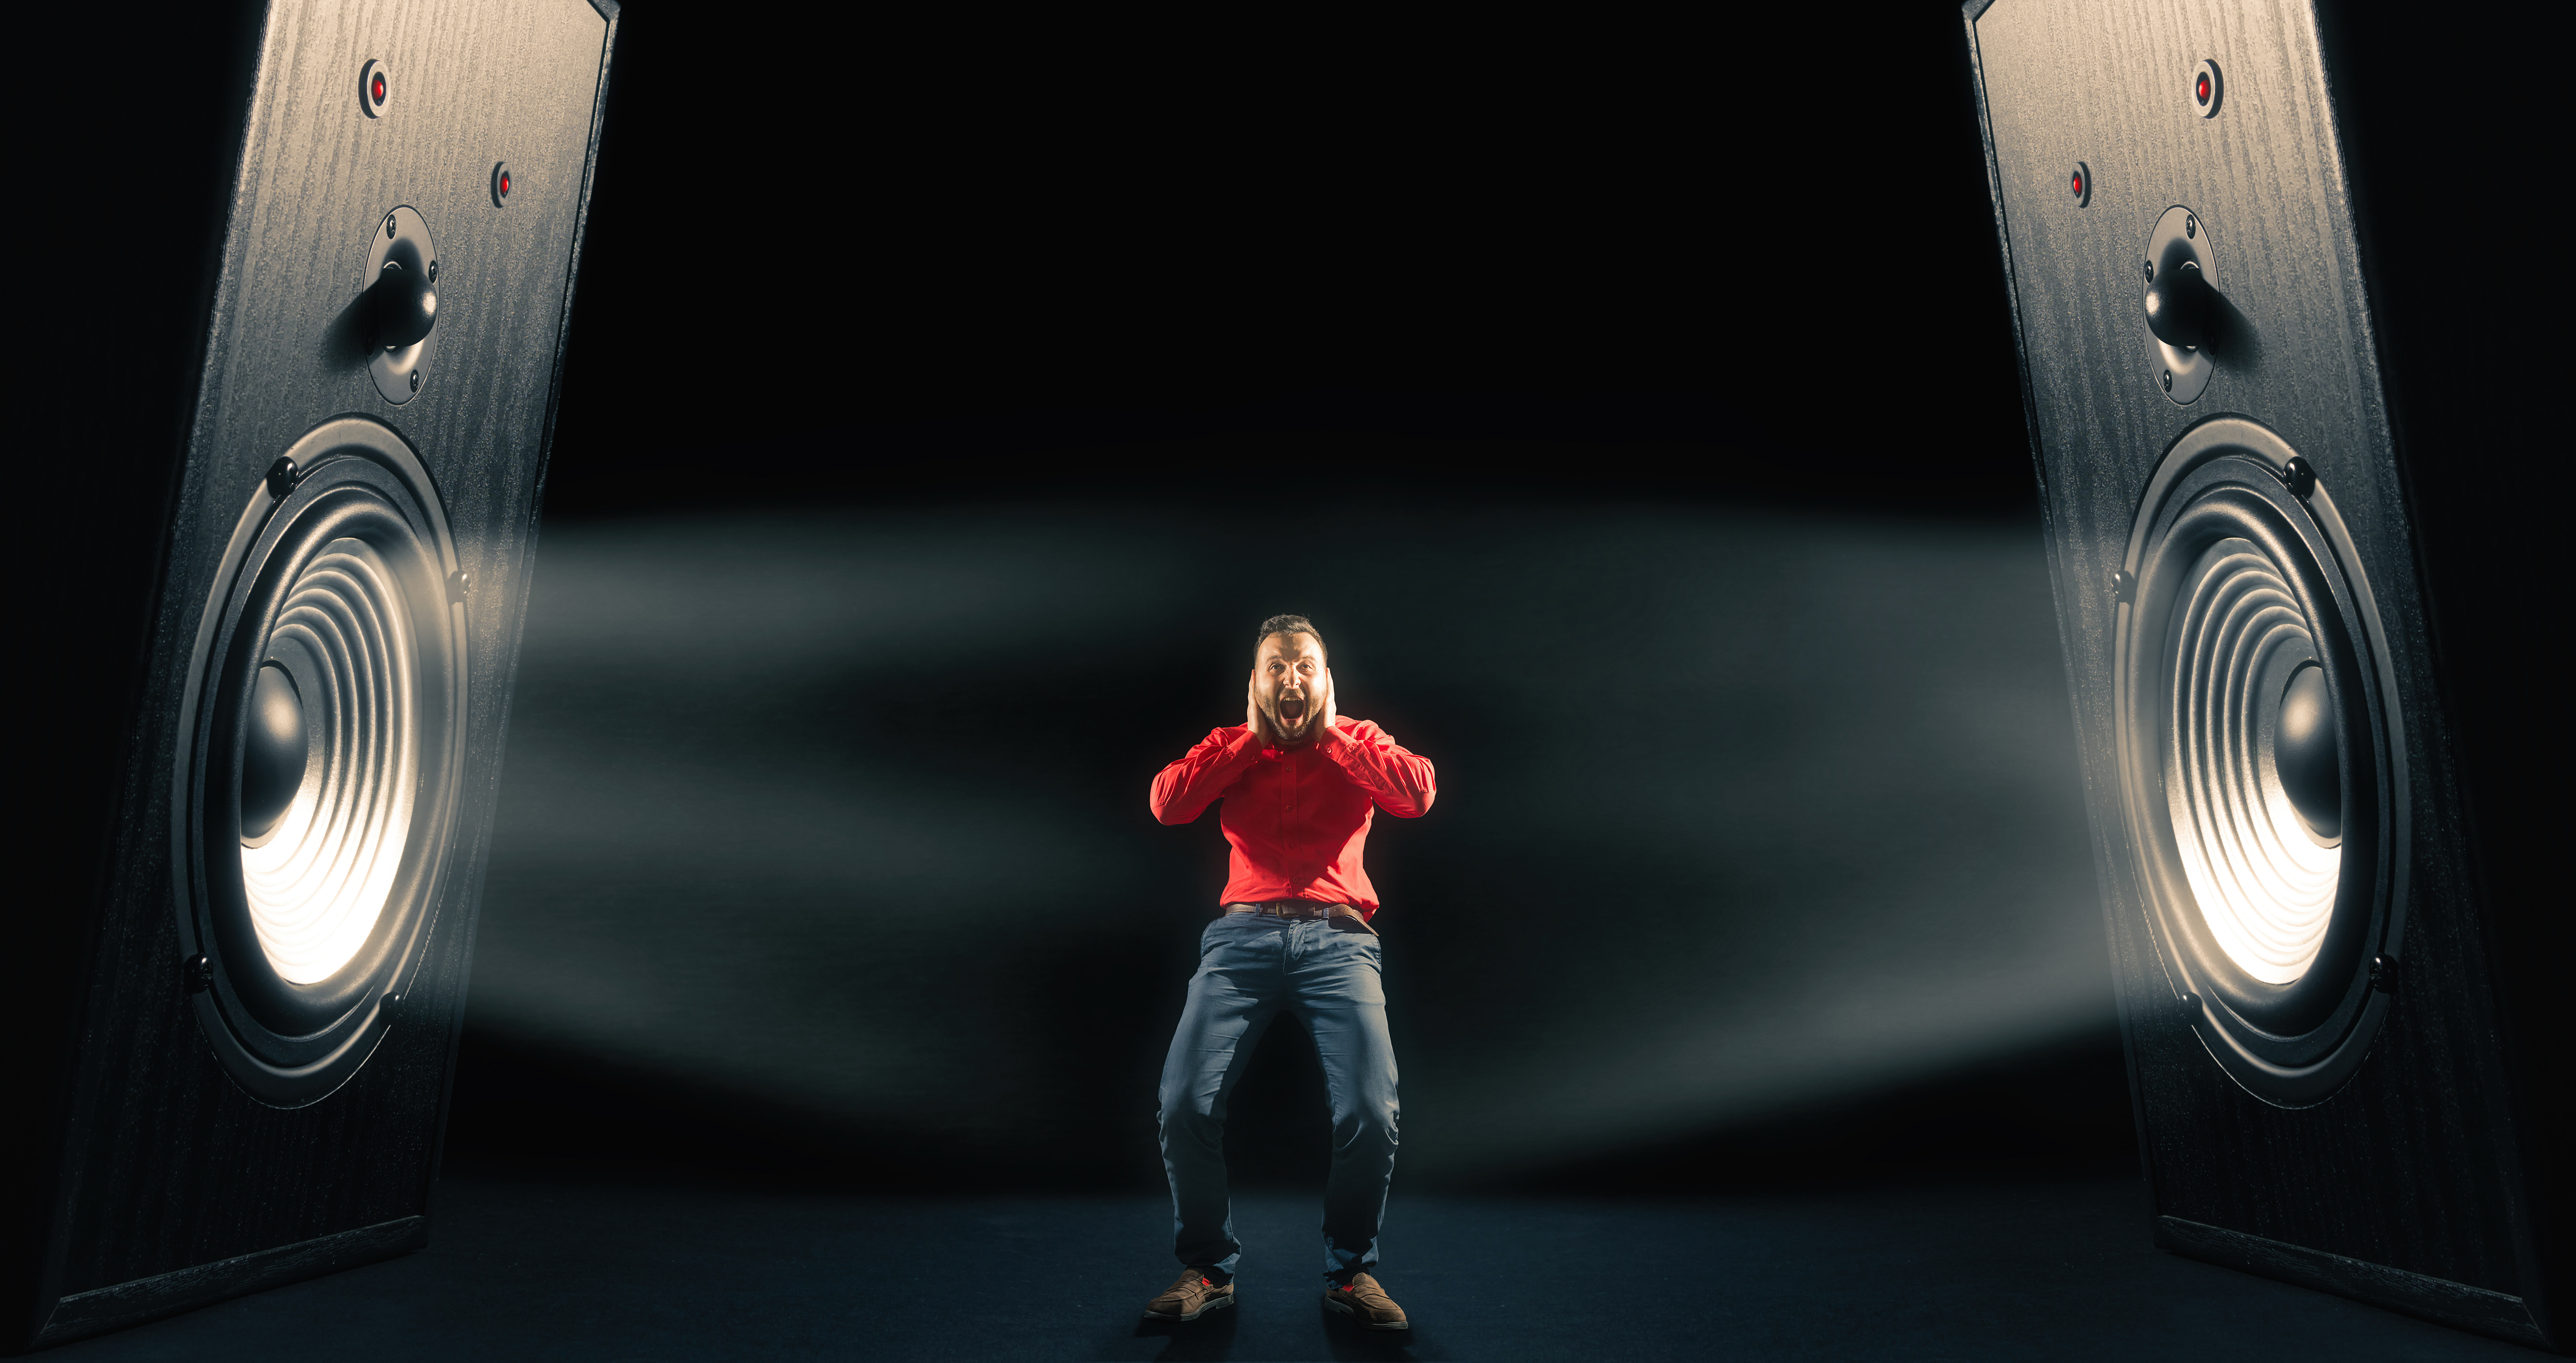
[387,213,399,239]
[2279,456,2315,499]
[2370,955,2401,996]
[447,569,471,603]
[2161,369,2174,392]
[409,370,422,393]
[183,954,212,995]
[2143,259,2155,281]
[2186,215,2198,239]
[2113,569,2136,604]
[265,457,301,501]
[427,259,439,282]
[383,991,402,1017]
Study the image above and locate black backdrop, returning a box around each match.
[538,2,2031,516]
[440,1,2135,1196]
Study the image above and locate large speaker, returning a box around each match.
[8,0,615,1349]
[1962,0,2561,1350]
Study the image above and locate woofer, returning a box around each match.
[172,416,466,1106]
[2113,417,2405,1106]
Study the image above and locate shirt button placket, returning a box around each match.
[1284,757,1295,888]
[1283,747,1298,886]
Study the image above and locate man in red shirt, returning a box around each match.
[1138,615,1437,1332]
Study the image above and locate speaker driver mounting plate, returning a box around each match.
[365,206,438,405]
[2144,206,2215,406]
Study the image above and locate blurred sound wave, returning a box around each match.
[468,501,2103,1184]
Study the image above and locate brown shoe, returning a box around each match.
[1143,1269,1235,1322]
[1322,1272,1408,1330]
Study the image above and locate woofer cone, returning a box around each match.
[2114,417,2407,1105]
[173,417,465,1106]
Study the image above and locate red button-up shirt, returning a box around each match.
[1149,720,1438,917]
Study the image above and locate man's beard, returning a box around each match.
[1268,691,1314,739]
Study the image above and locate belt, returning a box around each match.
[1223,901,1374,931]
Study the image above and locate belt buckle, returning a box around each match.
[1239,900,1332,920]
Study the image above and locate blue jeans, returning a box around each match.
[1157,911,1400,1286]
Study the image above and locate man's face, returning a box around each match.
[1253,631,1328,742]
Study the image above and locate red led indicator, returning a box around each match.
[499,173,511,195]
[2072,172,2084,194]
[372,74,386,103]
[2196,74,2210,103]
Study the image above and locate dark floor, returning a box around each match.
[48,1175,2530,1362]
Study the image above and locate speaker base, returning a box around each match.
[30,1216,425,1351]
[2155,1216,2546,1351]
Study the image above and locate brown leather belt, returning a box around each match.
[1223,901,1375,932]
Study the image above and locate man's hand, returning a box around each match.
[1246,676,1278,747]
[1317,667,1338,735]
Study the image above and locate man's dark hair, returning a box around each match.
[1256,614,1325,656]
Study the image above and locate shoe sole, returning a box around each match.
[1322,1296,1410,1331]
[1142,1293,1234,1323]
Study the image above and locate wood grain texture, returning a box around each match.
[1967,0,2529,1311]
[39,0,612,1310]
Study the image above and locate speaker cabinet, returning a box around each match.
[9,0,615,1348]
[1963,0,2561,1349]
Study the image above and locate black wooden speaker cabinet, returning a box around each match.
[1963,0,2561,1350]
[8,0,616,1349]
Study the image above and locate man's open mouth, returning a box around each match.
[1277,697,1308,726]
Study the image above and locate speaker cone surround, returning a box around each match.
[2114,417,2406,1105]
[173,417,465,1106]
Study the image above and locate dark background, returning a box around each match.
[535,2,2034,518]
[440,0,2137,1199]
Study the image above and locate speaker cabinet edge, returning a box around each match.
[1959,0,2166,1221]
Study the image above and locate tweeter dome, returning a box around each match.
[1965,0,2563,1350]
[9,0,616,1349]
